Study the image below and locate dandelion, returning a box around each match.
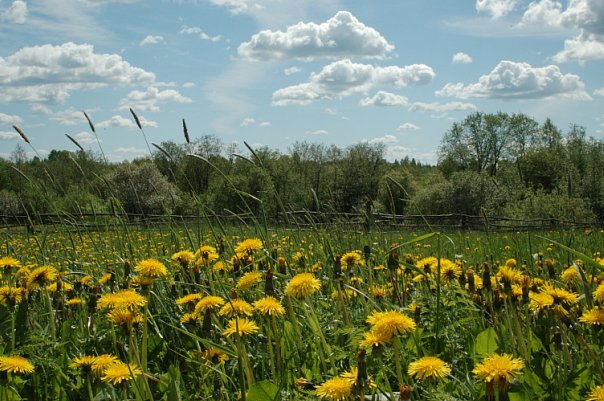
[0,256,21,270]
[579,307,604,326]
[0,355,34,375]
[180,313,200,324]
[341,251,364,270]
[70,355,100,373]
[587,385,604,401]
[358,330,391,349]
[97,289,147,311]
[171,251,195,268]
[198,348,229,365]
[315,376,353,400]
[407,356,451,381]
[473,354,524,397]
[0,286,24,305]
[176,293,202,306]
[65,297,84,307]
[594,282,604,303]
[504,258,517,268]
[194,246,219,264]
[194,295,225,315]
[366,310,416,341]
[219,298,254,317]
[439,259,462,282]
[134,258,168,279]
[253,296,285,317]
[107,309,144,326]
[236,271,263,291]
[101,361,142,385]
[222,318,259,337]
[285,272,321,298]
[27,265,57,290]
[235,238,263,254]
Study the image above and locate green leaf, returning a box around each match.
[474,327,498,359]
[246,380,278,401]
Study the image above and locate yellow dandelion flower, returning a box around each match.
[285,272,321,299]
[473,354,524,394]
[416,257,438,271]
[587,385,604,401]
[222,318,259,337]
[134,258,168,279]
[235,238,263,254]
[176,293,202,306]
[180,312,201,324]
[366,310,416,341]
[339,367,376,389]
[253,296,285,317]
[101,361,142,385]
[341,251,364,269]
[194,246,219,264]
[219,299,254,317]
[408,356,451,381]
[0,355,34,375]
[107,309,144,326]
[27,265,57,290]
[579,307,604,326]
[194,295,225,315]
[541,284,579,305]
[198,348,229,365]
[594,282,604,303]
[370,285,389,299]
[359,330,391,349]
[561,266,580,283]
[70,355,100,372]
[99,273,112,285]
[315,376,353,401]
[497,266,521,286]
[47,281,73,292]
[97,289,147,311]
[171,251,195,267]
[88,354,119,377]
[504,258,517,268]
[0,256,21,270]
[66,297,84,306]
[236,271,263,291]
[0,286,24,305]
[439,259,462,282]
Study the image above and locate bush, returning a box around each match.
[504,190,595,222]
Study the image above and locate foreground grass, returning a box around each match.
[1,223,603,401]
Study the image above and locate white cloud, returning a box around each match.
[0,112,23,125]
[183,82,196,88]
[140,35,165,46]
[437,60,590,100]
[179,25,221,42]
[452,52,473,64]
[409,101,478,113]
[240,117,256,126]
[307,129,328,136]
[258,121,270,127]
[50,107,100,126]
[272,59,435,106]
[397,123,420,131]
[0,131,20,140]
[0,42,155,104]
[74,131,100,144]
[360,91,409,107]
[361,134,398,144]
[595,87,604,96]
[238,11,394,61]
[519,0,564,27]
[476,0,517,19]
[284,66,301,75]
[553,33,604,62]
[208,0,253,15]
[119,86,192,112]
[97,115,158,129]
[2,0,28,23]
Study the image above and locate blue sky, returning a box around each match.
[1,0,603,164]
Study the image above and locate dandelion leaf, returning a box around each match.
[474,326,498,358]
[246,380,278,401]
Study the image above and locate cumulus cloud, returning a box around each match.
[360,91,409,107]
[553,33,604,62]
[179,25,221,42]
[2,0,28,23]
[452,52,473,64]
[361,134,398,144]
[97,115,158,129]
[595,87,604,96]
[49,107,100,125]
[306,129,328,136]
[240,117,256,126]
[74,131,100,144]
[0,112,23,125]
[140,35,165,46]
[409,101,478,113]
[0,42,155,104]
[0,131,20,140]
[238,11,394,61]
[476,0,517,19]
[519,0,564,26]
[119,86,192,112]
[284,66,301,75]
[208,0,253,15]
[436,60,590,100]
[183,82,196,88]
[272,59,435,106]
[397,123,420,131]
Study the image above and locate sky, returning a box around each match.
[1,0,603,164]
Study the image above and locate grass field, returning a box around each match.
[1,222,603,400]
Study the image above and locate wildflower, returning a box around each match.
[27,265,57,290]
[587,385,604,401]
[236,271,263,291]
[180,312,200,324]
[594,282,604,303]
[171,251,194,268]
[66,298,84,307]
[358,330,391,349]
[0,286,24,305]
[88,354,119,377]
[473,354,524,397]
[579,307,604,326]
[235,238,263,254]
[341,251,364,269]
[222,318,259,337]
[439,259,462,282]
[194,295,225,315]
[194,246,219,264]
[408,356,451,381]
[176,293,202,306]
[339,366,376,389]
[107,309,144,326]
[285,272,321,298]
[561,266,580,283]
[99,273,112,285]
[134,258,168,279]
[101,361,142,385]
[97,289,147,311]
[70,355,100,373]
[504,258,517,268]
[315,376,353,400]
[366,310,416,341]
[497,266,521,287]
[198,348,229,365]
[0,355,34,375]
[253,296,285,317]
[0,256,21,270]
[219,299,254,317]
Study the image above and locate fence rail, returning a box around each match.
[0,211,596,231]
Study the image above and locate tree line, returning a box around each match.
[1,112,603,224]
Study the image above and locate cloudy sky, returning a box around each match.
[1,0,603,163]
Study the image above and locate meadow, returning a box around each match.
[1,219,604,401]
